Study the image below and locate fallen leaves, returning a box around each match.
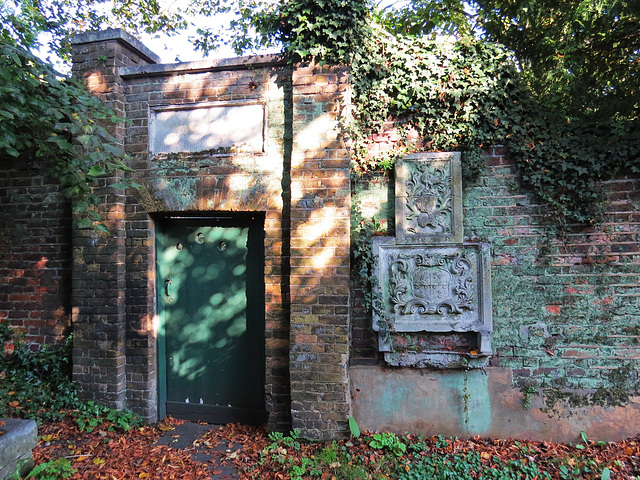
[30,415,640,480]
[157,421,174,432]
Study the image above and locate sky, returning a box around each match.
[137,0,403,64]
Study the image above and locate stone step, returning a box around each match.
[0,418,37,480]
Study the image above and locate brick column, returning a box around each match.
[289,65,351,439]
[70,29,159,409]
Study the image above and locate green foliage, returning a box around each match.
[348,31,520,175]
[0,0,187,61]
[0,327,142,431]
[0,331,81,421]
[351,202,384,312]
[257,430,612,480]
[24,458,76,480]
[348,415,361,438]
[477,0,640,121]
[348,27,640,223]
[74,401,143,433]
[401,451,552,479]
[521,385,537,410]
[0,38,139,229]
[375,0,639,125]
[278,0,370,64]
[369,431,407,456]
[379,0,476,37]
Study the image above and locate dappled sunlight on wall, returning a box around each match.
[86,71,108,94]
[149,103,265,155]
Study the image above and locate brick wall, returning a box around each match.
[67,30,352,435]
[70,29,159,412]
[351,146,640,419]
[0,160,71,349]
[471,149,640,398]
[289,65,351,439]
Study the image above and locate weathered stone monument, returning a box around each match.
[372,152,493,368]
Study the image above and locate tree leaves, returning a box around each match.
[476,0,640,122]
[0,39,137,230]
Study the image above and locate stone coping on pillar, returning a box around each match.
[70,28,161,65]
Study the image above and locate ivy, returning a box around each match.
[0,38,139,229]
[350,201,384,312]
[345,26,640,223]
[348,33,519,177]
[278,0,370,64]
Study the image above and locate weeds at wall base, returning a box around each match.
[250,428,622,480]
[0,326,143,432]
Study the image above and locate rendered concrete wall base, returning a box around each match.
[0,418,37,480]
[349,366,640,443]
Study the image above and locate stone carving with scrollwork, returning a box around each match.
[389,251,474,316]
[372,152,493,368]
[396,152,462,244]
[404,162,452,236]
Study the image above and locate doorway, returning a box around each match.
[156,214,266,424]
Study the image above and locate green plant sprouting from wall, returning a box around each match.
[351,201,385,312]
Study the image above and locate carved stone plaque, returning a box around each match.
[395,152,462,244]
[372,237,492,354]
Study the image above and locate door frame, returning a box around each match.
[154,212,266,424]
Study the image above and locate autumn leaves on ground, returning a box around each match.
[30,415,640,479]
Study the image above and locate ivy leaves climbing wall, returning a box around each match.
[278,0,370,64]
[345,25,640,223]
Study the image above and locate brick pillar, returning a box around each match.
[289,65,352,439]
[70,29,159,409]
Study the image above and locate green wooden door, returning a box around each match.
[156,216,266,424]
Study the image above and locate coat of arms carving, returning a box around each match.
[389,251,474,315]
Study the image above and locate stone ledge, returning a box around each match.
[119,53,286,78]
[70,28,161,64]
[0,418,37,480]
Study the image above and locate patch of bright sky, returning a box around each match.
[139,0,402,65]
[137,12,260,64]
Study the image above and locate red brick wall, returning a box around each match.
[0,160,71,349]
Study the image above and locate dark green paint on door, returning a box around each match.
[156,215,266,424]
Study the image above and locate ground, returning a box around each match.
[27,416,640,479]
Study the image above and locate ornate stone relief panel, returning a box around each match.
[396,152,462,244]
[372,238,492,357]
[372,151,493,368]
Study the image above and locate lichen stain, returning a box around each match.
[150,177,198,211]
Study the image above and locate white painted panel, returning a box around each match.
[149,103,264,154]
